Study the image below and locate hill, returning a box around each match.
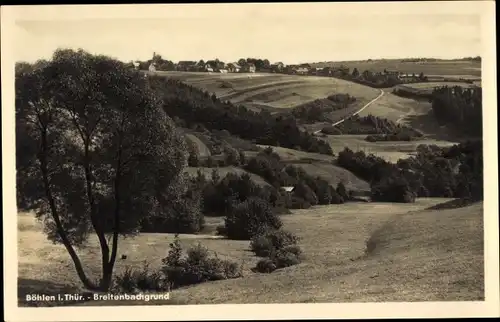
[152,72,381,113]
[312,59,481,78]
[19,197,484,305]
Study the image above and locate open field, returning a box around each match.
[312,59,481,78]
[254,145,335,163]
[184,166,270,187]
[289,162,370,192]
[403,82,479,90]
[152,71,380,111]
[18,198,483,305]
[325,134,457,163]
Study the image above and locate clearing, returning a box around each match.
[18,198,483,305]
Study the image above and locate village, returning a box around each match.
[134,52,425,82]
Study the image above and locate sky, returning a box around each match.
[12,4,482,65]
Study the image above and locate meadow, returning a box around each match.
[157,71,381,112]
[312,59,481,78]
[18,198,483,305]
[163,71,464,164]
[17,54,484,308]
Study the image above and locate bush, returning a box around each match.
[113,262,169,293]
[223,197,283,240]
[321,126,342,135]
[290,196,312,209]
[161,236,242,289]
[255,258,277,273]
[273,248,302,268]
[250,228,299,257]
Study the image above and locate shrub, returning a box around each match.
[336,181,349,201]
[113,262,169,293]
[161,237,242,289]
[273,248,302,268]
[250,228,299,257]
[255,258,277,273]
[223,197,283,240]
[321,126,342,135]
[290,196,312,209]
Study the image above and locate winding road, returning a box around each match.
[313,89,385,135]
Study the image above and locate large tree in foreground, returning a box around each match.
[16,49,188,291]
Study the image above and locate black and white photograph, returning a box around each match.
[2,2,499,321]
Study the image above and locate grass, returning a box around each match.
[403,82,479,90]
[183,166,270,187]
[324,134,457,163]
[356,90,429,123]
[288,162,370,192]
[18,197,483,305]
[312,59,481,77]
[156,72,380,111]
[254,145,334,163]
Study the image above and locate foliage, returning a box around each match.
[223,197,283,240]
[161,236,243,289]
[16,49,188,291]
[147,76,333,155]
[251,227,303,273]
[336,140,483,202]
[292,94,356,123]
[431,85,482,136]
[250,228,300,257]
[113,262,168,293]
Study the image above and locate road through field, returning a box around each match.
[313,89,385,135]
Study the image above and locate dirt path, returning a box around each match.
[313,89,385,135]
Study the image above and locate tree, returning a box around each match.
[352,68,360,78]
[16,49,188,291]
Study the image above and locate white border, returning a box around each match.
[2,2,499,321]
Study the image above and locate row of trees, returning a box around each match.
[291,94,357,123]
[147,76,334,155]
[431,85,482,136]
[336,140,483,202]
[321,114,423,141]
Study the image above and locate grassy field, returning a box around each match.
[254,145,335,163]
[154,71,380,112]
[312,59,481,78]
[18,198,483,305]
[184,166,270,187]
[288,162,370,192]
[402,82,479,90]
[324,134,457,163]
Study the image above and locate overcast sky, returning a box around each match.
[12,3,482,64]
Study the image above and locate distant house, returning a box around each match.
[296,67,309,75]
[281,186,295,193]
[177,61,197,72]
[148,63,156,72]
[243,63,256,73]
[205,64,214,72]
[227,63,241,73]
[219,69,229,74]
[132,61,140,70]
[271,62,285,73]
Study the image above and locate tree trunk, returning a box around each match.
[39,129,99,291]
